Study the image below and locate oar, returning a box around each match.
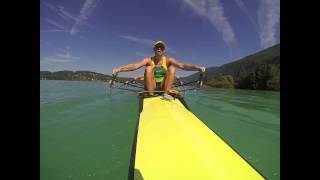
[198,73,204,87]
[108,74,117,88]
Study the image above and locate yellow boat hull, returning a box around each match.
[130,96,264,180]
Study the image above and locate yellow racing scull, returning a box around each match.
[108,74,265,180]
[127,94,265,180]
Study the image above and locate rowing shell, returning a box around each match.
[128,95,265,180]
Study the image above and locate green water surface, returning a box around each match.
[40,80,280,180]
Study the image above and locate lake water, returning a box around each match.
[40,80,280,180]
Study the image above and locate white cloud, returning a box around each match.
[120,35,177,54]
[258,0,280,49]
[41,1,97,36]
[181,0,237,50]
[233,0,259,33]
[46,19,68,30]
[120,35,154,46]
[70,0,101,36]
[44,58,74,63]
[42,2,79,23]
[43,48,79,63]
[57,6,80,23]
[56,52,79,59]
[41,1,58,13]
[40,30,69,33]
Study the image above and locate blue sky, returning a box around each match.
[40,0,280,77]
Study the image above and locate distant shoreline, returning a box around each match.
[41,44,279,91]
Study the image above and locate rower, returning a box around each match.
[111,40,205,96]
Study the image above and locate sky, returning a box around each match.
[40,0,280,77]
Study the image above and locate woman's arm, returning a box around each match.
[112,57,150,74]
[167,57,205,72]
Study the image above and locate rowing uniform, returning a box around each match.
[148,56,168,90]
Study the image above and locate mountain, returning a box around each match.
[40,70,112,81]
[40,70,136,83]
[184,44,280,82]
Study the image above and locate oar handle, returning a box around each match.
[109,74,118,88]
[198,73,204,87]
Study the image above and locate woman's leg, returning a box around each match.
[164,65,176,91]
[144,66,156,94]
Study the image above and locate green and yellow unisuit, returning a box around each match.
[149,56,168,83]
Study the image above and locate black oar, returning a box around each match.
[108,72,205,94]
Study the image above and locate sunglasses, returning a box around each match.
[154,46,165,51]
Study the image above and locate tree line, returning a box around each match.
[206,62,280,91]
